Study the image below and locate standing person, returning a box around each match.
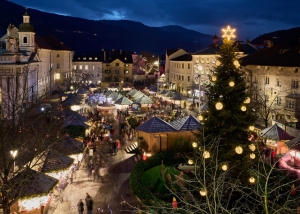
[271,149,276,165]
[77,199,84,214]
[85,193,93,214]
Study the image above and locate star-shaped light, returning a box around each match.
[222,26,236,40]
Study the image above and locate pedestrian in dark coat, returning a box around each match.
[85,193,93,214]
[77,199,84,214]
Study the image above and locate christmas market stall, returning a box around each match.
[136,116,199,152]
[261,123,294,154]
[9,168,59,214]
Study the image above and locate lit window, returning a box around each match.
[79,65,82,69]
[124,70,129,74]
[95,57,98,60]
[73,65,76,69]
[89,57,92,60]
[55,73,60,80]
[85,65,88,70]
[83,57,86,60]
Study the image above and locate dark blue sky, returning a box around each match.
[9,0,300,41]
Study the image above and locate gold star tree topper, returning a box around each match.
[222,26,236,40]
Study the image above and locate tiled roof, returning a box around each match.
[136,117,177,133]
[35,35,73,51]
[41,150,74,173]
[261,124,294,141]
[171,54,193,61]
[127,88,138,96]
[54,135,84,156]
[10,168,58,198]
[240,44,300,67]
[170,115,200,131]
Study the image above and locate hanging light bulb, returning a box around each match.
[250,153,256,159]
[244,97,251,104]
[199,189,207,196]
[188,159,194,165]
[215,102,223,110]
[221,164,228,171]
[203,151,210,159]
[235,146,243,154]
[229,81,235,87]
[192,142,198,148]
[249,144,256,151]
[249,177,255,183]
[241,106,247,112]
[249,126,255,131]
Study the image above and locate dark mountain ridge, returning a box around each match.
[1,0,213,54]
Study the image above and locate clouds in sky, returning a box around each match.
[10,0,300,41]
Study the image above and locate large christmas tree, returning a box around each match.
[202,33,257,178]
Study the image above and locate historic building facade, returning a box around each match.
[241,41,300,136]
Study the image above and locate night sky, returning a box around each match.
[9,0,300,41]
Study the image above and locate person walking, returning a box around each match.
[85,193,93,214]
[77,199,84,214]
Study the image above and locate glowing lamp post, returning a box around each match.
[10,150,18,172]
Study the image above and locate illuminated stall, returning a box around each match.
[10,169,58,214]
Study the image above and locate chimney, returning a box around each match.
[268,40,273,48]
[104,51,106,61]
[120,49,122,54]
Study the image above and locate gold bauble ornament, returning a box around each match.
[235,146,243,154]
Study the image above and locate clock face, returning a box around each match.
[212,59,216,63]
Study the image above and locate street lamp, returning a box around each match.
[194,64,203,114]
[10,150,18,172]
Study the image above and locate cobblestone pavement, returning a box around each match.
[48,146,140,214]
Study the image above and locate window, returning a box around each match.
[276,97,281,105]
[276,79,281,87]
[23,37,27,44]
[55,73,60,80]
[79,65,83,69]
[286,100,296,109]
[57,54,60,57]
[206,58,210,63]
[105,70,110,74]
[95,57,98,60]
[124,70,129,74]
[57,63,60,69]
[201,58,204,63]
[115,63,119,66]
[292,80,299,89]
[85,65,88,70]
[188,76,190,82]
[83,57,86,60]
[115,70,119,74]
[295,68,299,73]
[125,64,129,67]
[278,67,283,71]
[73,65,76,69]
[89,57,92,60]
[265,66,269,70]
[182,63,184,69]
[182,75,184,81]
[257,66,261,70]
[188,63,190,69]
[265,77,270,85]
[92,66,95,70]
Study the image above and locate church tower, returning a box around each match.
[18,8,35,54]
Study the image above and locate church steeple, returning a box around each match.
[18,8,35,53]
[212,34,218,45]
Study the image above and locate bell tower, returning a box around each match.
[18,8,35,54]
